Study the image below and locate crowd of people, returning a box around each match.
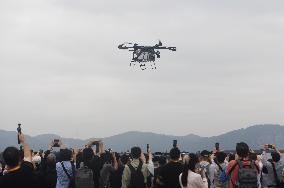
[0,131,284,188]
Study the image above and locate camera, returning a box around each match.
[268,144,274,149]
[173,140,177,148]
[53,139,60,147]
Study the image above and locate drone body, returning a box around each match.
[118,41,176,70]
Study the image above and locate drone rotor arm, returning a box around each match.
[118,44,135,50]
[168,47,176,51]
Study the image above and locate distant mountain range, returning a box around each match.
[1,124,284,152]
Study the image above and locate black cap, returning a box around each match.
[201,150,211,157]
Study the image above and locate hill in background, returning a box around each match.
[0,124,283,152]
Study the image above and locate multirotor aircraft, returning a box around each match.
[118,41,176,70]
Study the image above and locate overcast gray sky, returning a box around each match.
[1,0,284,139]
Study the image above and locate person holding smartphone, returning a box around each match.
[179,153,208,188]
[0,132,34,188]
[261,144,284,187]
[157,147,183,188]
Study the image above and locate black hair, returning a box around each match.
[271,152,281,163]
[82,148,94,163]
[3,147,20,167]
[216,152,226,164]
[228,153,235,162]
[114,152,120,161]
[44,150,51,158]
[170,147,180,160]
[200,150,211,162]
[249,153,257,161]
[181,153,199,186]
[120,154,129,165]
[236,142,249,158]
[158,156,167,166]
[60,149,72,161]
[131,147,142,159]
[46,153,56,168]
[101,151,112,164]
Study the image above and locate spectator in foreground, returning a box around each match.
[261,144,284,187]
[157,147,183,188]
[153,156,167,188]
[213,152,229,188]
[99,151,118,188]
[0,133,34,188]
[82,147,103,188]
[199,150,214,188]
[40,153,57,188]
[179,153,208,188]
[109,153,128,188]
[121,146,153,188]
[226,142,259,188]
[56,148,75,188]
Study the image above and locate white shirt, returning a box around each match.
[179,170,208,188]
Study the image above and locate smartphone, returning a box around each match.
[215,143,220,151]
[268,144,274,149]
[173,140,177,148]
[147,144,150,153]
[17,123,21,144]
[95,143,100,153]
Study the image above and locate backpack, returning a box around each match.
[75,163,94,188]
[270,161,284,188]
[215,162,229,187]
[235,160,258,188]
[128,161,146,188]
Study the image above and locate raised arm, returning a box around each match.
[147,151,154,176]
[19,133,32,162]
[272,144,281,155]
[112,152,118,170]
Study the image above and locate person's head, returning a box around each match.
[236,142,249,158]
[131,147,142,159]
[47,153,56,168]
[101,151,112,164]
[120,154,130,165]
[170,147,180,161]
[3,147,20,167]
[44,150,51,158]
[60,149,72,161]
[215,152,226,164]
[82,148,94,163]
[158,156,167,167]
[271,152,281,163]
[228,153,235,162]
[200,150,211,162]
[181,153,199,186]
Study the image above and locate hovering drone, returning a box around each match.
[118,41,176,70]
